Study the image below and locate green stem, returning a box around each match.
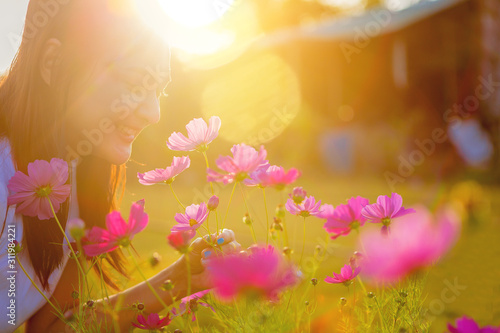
[240,183,257,244]
[48,199,89,294]
[169,183,185,210]
[126,247,168,310]
[280,191,289,247]
[17,257,68,321]
[222,182,237,230]
[262,188,270,246]
[202,151,214,195]
[299,216,306,266]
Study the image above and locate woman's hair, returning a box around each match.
[0,0,167,290]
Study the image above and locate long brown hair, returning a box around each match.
[0,0,162,290]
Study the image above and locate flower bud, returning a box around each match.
[275,205,286,218]
[71,291,79,299]
[305,301,309,306]
[340,297,347,306]
[310,278,318,286]
[149,252,161,267]
[243,213,252,225]
[290,187,307,204]
[367,292,375,299]
[137,303,145,311]
[207,195,219,211]
[272,218,283,231]
[174,330,183,333]
[161,279,174,291]
[68,218,86,241]
[283,247,293,256]
[86,300,94,308]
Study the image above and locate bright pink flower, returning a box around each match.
[207,245,298,301]
[207,144,268,184]
[245,165,300,190]
[7,158,71,220]
[82,201,148,257]
[137,156,190,185]
[359,207,460,283]
[289,187,307,204]
[316,204,335,219]
[285,196,321,218]
[325,264,361,286]
[167,116,221,152]
[171,203,208,232]
[361,193,415,232]
[132,313,171,330]
[167,230,195,253]
[447,316,500,333]
[322,196,369,240]
[171,289,215,322]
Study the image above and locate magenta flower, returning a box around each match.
[171,289,215,322]
[285,196,321,218]
[325,264,361,286]
[289,187,307,204]
[207,245,298,301]
[322,196,369,240]
[167,230,195,253]
[82,201,148,257]
[7,158,71,220]
[447,316,500,333]
[361,193,415,233]
[207,144,268,184]
[171,203,208,232]
[245,165,300,190]
[359,207,461,283]
[137,156,190,185]
[167,116,221,152]
[316,204,335,219]
[132,313,171,330]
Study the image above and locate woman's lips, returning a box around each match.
[116,124,140,143]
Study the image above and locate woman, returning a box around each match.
[0,1,240,331]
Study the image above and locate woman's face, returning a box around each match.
[64,37,171,165]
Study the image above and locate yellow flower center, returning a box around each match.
[35,186,52,197]
[189,219,198,227]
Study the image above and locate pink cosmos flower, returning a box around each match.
[359,206,461,283]
[167,116,221,152]
[316,204,335,219]
[207,245,298,301]
[132,313,171,330]
[207,144,268,184]
[171,289,215,322]
[289,187,307,204]
[244,165,300,190]
[285,196,322,218]
[167,230,195,253]
[137,156,190,185]
[7,158,71,220]
[361,193,415,233]
[82,200,148,257]
[325,264,361,286]
[447,317,500,333]
[321,196,369,240]
[171,203,208,232]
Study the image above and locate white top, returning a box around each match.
[0,138,80,333]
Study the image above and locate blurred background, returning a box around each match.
[2,0,500,332]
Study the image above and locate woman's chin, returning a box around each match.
[95,141,133,165]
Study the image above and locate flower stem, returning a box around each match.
[48,199,89,293]
[222,182,237,230]
[262,189,270,246]
[126,247,168,310]
[299,216,306,266]
[169,183,185,210]
[280,191,289,247]
[202,151,214,195]
[17,257,68,322]
[240,183,257,244]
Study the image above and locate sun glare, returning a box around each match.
[158,0,235,28]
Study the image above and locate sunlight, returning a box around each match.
[158,0,235,28]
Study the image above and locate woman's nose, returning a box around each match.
[135,94,161,125]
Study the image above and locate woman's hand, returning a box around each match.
[174,229,241,294]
